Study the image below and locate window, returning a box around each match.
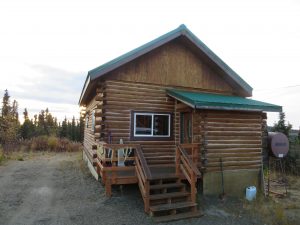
[133,112,171,138]
[85,114,89,128]
[91,110,95,132]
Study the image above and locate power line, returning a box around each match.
[255,84,300,92]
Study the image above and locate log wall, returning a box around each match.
[100,80,177,165]
[194,110,263,172]
[83,96,98,165]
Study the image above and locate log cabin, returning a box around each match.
[79,24,282,222]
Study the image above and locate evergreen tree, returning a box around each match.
[71,116,76,141]
[60,117,68,138]
[0,90,20,144]
[79,116,84,142]
[272,112,292,137]
[20,108,35,139]
[1,89,10,117]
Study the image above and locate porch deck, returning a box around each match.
[89,142,202,222]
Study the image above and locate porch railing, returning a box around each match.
[135,146,152,213]
[175,144,201,203]
[96,142,138,196]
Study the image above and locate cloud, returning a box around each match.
[11,64,86,105]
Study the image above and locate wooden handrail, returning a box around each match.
[177,145,201,177]
[135,145,152,213]
[176,144,201,203]
[135,146,152,180]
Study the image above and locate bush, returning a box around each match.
[1,136,82,153]
[0,146,4,164]
[48,136,58,151]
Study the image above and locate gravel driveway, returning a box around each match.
[0,152,262,225]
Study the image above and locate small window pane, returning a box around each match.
[154,115,169,136]
[135,114,152,135]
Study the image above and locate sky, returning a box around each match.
[0,0,299,127]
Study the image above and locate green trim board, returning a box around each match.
[167,89,282,112]
[79,24,253,104]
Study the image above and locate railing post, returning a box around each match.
[191,173,196,203]
[175,145,180,176]
[144,180,150,213]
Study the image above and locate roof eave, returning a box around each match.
[89,26,185,82]
[78,74,91,105]
[182,29,253,96]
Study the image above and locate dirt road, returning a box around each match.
[0,152,280,225]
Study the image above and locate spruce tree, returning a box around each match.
[272,112,292,137]
[1,89,10,117]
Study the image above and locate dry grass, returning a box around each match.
[2,136,82,153]
[244,194,289,225]
[0,146,5,165]
[0,136,82,164]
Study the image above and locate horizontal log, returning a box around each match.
[104,96,173,104]
[207,157,261,163]
[105,100,174,108]
[205,165,260,172]
[205,135,261,141]
[207,152,261,158]
[206,160,261,167]
[206,144,262,149]
[205,140,261,144]
[205,126,262,132]
[207,148,262,153]
[206,131,262,136]
[103,105,173,111]
[205,122,262,128]
[204,113,262,119]
[105,81,166,92]
[205,118,261,124]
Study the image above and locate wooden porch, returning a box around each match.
[92,142,203,222]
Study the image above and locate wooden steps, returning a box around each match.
[153,211,203,223]
[150,201,197,212]
[150,183,185,190]
[149,191,189,200]
[148,176,202,222]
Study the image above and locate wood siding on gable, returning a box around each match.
[109,41,235,95]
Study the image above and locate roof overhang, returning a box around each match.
[167,89,282,112]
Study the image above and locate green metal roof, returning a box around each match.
[167,89,282,112]
[79,24,253,104]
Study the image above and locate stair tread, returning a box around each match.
[146,156,174,159]
[150,173,178,180]
[153,210,203,223]
[150,191,189,200]
[150,183,185,190]
[150,201,197,212]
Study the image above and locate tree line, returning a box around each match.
[0,90,84,146]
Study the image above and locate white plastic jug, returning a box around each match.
[246,186,256,201]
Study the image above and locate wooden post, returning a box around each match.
[191,173,196,203]
[144,180,150,213]
[105,178,112,197]
[175,146,180,176]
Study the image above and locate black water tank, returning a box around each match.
[268,132,289,158]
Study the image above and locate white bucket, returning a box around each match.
[246,186,256,201]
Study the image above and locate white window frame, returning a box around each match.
[133,112,171,137]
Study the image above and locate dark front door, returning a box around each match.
[180,112,192,144]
